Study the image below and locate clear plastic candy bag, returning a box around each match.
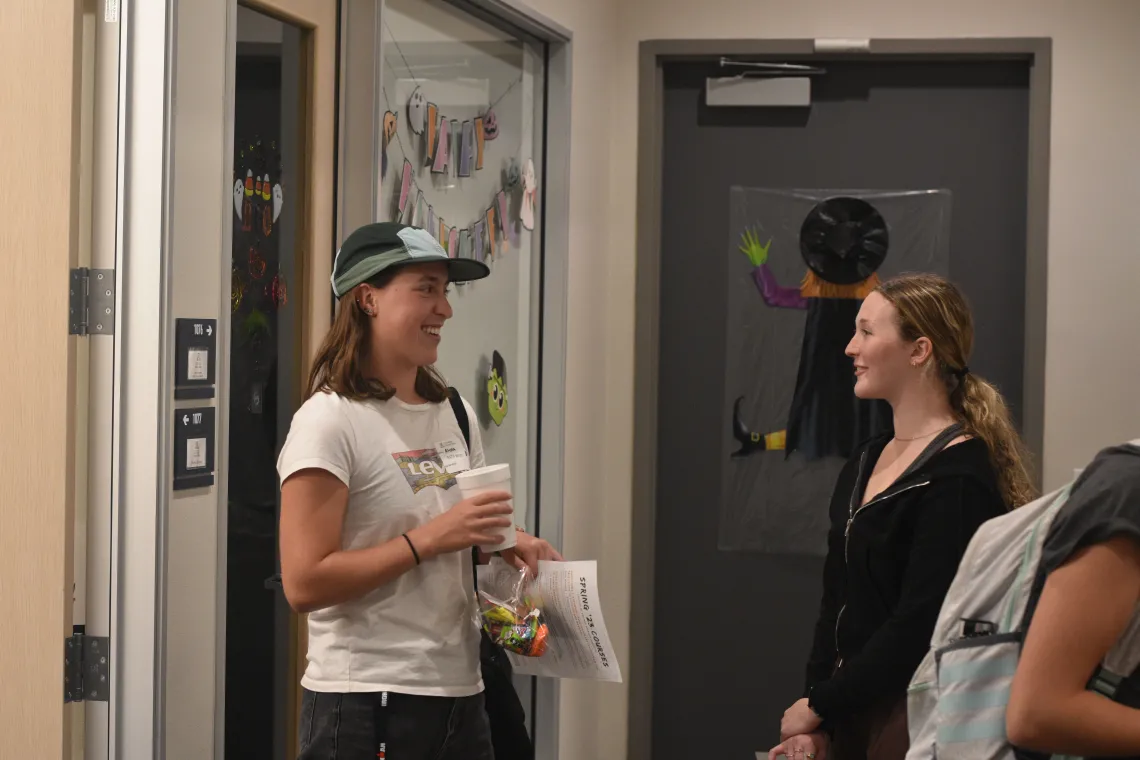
[477,565,549,657]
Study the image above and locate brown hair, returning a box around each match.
[305,269,449,404]
[876,273,1036,508]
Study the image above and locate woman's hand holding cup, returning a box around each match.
[409,491,513,559]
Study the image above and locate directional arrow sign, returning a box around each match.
[206,325,213,336]
[182,415,189,425]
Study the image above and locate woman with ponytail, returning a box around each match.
[771,273,1034,760]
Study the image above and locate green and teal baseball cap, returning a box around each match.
[330,222,490,298]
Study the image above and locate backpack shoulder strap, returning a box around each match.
[446,387,481,590]
[447,386,471,452]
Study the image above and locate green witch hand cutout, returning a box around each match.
[739,227,771,267]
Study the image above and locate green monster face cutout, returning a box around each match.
[487,350,508,426]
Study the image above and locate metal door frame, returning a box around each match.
[432,5,573,754]
[628,37,1053,760]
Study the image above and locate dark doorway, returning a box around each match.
[225,7,303,759]
[651,59,1031,759]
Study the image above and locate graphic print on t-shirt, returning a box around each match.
[392,448,457,493]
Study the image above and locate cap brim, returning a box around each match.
[445,258,491,283]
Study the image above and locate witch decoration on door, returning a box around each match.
[731,196,894,462]
[719,188,951,555]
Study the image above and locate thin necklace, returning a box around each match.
[893,424,952,442]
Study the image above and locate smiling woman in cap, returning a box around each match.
[276,222,560,759]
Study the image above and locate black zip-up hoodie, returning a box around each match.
[803,433,1007,723]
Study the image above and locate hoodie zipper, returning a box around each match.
[833,449,932,664]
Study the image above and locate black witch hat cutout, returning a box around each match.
[799,196,889,286]
[732,195,893,462]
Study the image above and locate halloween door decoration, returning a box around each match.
[379,38,535,271]
[230,138,289,412]
[720,187,952,555]
[487,350,508,427]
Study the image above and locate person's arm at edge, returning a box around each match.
[1007,534,1140,756]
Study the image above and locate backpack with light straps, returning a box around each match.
[905,475,1140,760]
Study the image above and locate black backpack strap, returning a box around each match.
[447,386,471,452]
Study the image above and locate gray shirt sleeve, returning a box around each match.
[1041,443,1140,576]
[1023,443,1140,630]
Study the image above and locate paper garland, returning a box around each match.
[395,157,524,267]
[391,83,539,275]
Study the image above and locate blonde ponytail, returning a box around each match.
[953,373,1035,508]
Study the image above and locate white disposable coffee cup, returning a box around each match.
[455,463,516,552]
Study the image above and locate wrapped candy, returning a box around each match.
[477,574,549,658]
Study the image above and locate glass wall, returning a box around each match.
[379,0,547,532]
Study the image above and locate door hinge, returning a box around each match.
[69,267,116,336]
[65,627,110,703]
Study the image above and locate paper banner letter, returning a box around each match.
[439,217,447,244]
[473,220,486,263]
[398,160,413,218]
[432,118,451,174]
[426,103,439,164]
[497,191,510,253]
[497,191,509,234]
[413,190,426,228]
[401,192,416,225]
[450,120,460,175]
[459,229,472,260]
[459,121,475,178]
[475,117,486,170]
[448,227,459,258]
[486,207,497,260]
[427,206,437,241]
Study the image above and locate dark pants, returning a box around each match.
[298,689,494,760]
[830,695,908,760]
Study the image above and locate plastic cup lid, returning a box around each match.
[455,463,511,490]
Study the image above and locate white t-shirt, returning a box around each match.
[276,390,486,696]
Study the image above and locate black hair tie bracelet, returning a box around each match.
[402,533,421,565]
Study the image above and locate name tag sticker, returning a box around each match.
[436,439,470,474]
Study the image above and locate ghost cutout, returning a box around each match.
[233,180,244,220]
[272,184,284,223]
[520,159,537,231]
[407,87,426,136]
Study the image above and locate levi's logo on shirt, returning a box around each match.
[392,448,457,493]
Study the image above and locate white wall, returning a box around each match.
[496,0,626,757]
[516,0,1140,758]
